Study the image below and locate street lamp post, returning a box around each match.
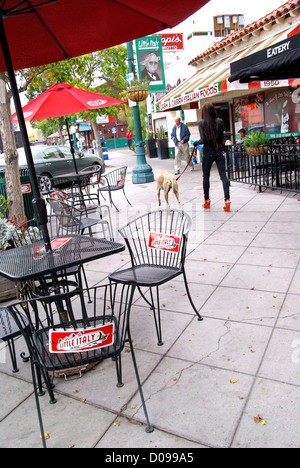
[127,41,154,184]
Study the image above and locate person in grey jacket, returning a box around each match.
[171,117,193,175]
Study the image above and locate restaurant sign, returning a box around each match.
[49,323,114,353]
[159,82,220,111]
[148,232,181,254]
[157,33,184,51]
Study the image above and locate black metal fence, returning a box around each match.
[225,139,300,193]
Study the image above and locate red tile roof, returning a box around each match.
[189,0,300,65]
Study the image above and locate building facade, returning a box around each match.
[153,0,300,149]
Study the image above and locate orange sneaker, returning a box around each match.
[203,199,211,209]
[224,200,231,212]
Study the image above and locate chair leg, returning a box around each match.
[149,287,163,346]
[30,360,48,448]
[7,338,19,373]
[182,269,203,321]
[127,326,154,434]
[115,354,124,388]
[108,191,119,212]
[81,267,92,303]
[122,188,132,207]
[137,286,154,310]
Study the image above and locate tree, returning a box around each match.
[27,46,128,163]
[0,46,128,222]
[0,65,49,222]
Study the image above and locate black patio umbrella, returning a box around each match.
[0,0,210,251]
[229,32,300,84]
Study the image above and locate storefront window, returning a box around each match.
[265,89,300,138]
[234,94,264,138]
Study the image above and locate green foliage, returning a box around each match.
[24,45,128,137]
[145,129,154,140]
[0,218,15,250]
[156,126,166,139]
[126,79,150,92]
[244,131,269,148]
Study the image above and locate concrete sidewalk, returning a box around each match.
[1,147,300,448]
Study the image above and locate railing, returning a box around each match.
[225,141,300,193]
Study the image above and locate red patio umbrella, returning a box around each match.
[0,1,210,72]
[11,82,126,172]
[0,0,210,249]
[11,83,126,122]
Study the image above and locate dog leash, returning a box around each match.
[176,147,197,181]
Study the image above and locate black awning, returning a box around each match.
[229,32,300,83]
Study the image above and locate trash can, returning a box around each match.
[102,146,109,160]
[0,168,34,220]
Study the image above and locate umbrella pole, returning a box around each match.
[0,17,51,251]
[65,116,79,174]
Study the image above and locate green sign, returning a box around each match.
[135,36,166,93]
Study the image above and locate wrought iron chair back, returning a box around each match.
[121,209,189,270]
[109,210,203,345]
[8,216,90,300]
[98,166,131,211]
[7,282,153,447]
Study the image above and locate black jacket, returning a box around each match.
[194,118,224,156]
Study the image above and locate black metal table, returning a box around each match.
[56,169,101,192]
[0,235,124,282]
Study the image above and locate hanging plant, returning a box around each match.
[244,132,269,156]
[126,79,149,102]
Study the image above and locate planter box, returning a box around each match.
[146,139,157,158]
[246,145,269,156]
[157,139,169,160]
[0,275,17,302]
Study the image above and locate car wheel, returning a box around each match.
[92,163,101,171]
[39,173,53,193]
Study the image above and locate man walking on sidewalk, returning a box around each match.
[171,117,193,175]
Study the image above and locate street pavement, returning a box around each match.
[1,147,300,448]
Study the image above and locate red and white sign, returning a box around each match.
[158,33,184,51]
[21,184,31,194]
[117,178,125,187]
[49,322,114,353]
[148,232,181,253]
[34,237,71,255]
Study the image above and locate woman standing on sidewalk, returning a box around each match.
[193,103,231,212]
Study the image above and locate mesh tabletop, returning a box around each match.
[0,235,124,282]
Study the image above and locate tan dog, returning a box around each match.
[157,172,181,209]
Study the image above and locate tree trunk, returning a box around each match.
[0,74,25,223]
[90,119,104,165]
[58,125,65,145]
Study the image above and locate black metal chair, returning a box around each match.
[97,166,131,212]
[7,282,153,448]
[109,209,203,346]
[9,216,91,301]
[0,307,29,373]
[74,165,103,195]
[47,197,99,236]
[47,192,113,240]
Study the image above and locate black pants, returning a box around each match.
[202,152,230,201]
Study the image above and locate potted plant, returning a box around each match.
[126,79,149,103]
[145,129,157,158]
[156,126,169,160]
[244,132,269,156]
[0,216,18,301]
